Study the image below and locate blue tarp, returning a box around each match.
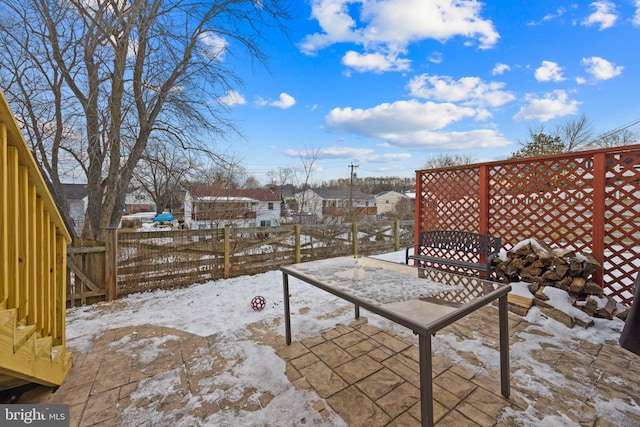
[153,213,174,222]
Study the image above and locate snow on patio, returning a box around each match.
[64,251,640,426]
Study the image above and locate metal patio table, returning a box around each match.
[281,256,511,427]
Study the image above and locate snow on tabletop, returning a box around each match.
[292,257,463,304]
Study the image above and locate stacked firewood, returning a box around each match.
[495,238,618,326]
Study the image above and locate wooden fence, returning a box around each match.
[66,220,414,304]
[415,144,640,304]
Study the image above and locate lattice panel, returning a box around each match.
[418,167,480,232]
[489,156,595,255]
[602,150,640,302]
[416,145,640,304]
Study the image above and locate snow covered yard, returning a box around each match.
[21,251,640,426]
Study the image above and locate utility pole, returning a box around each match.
[348,163,359,212]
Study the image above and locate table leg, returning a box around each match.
[499,294,510,398]
[354,304,360,319]
[419,333,433,427]
[283,272,291,345]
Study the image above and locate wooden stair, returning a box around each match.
[0,308,73,391]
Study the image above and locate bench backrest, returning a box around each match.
[418,230,501,256]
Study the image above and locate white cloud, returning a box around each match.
[198,32,228,61]
[581,56,623,80]
[342,50,411,73]
[543,7,567,22]
[527,6,573,26]
[634,0,640,26]
[269,93,296,109]
[379,129,511,150]
[582,1,618,30]
[285,146,369,158]
[492,63,511,75]
[535,61,565,82]
[428,52,443,64]
[365,152,413,162]
[324,100,510,150]
[283,146,412,163]
[513,90,580,122]
[408,74,515,107]
[326,100,478,136]
[299,0,499,72]
[218,90,246,107]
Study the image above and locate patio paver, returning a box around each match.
[9,306,640,426]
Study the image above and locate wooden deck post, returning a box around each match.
[104,227,118,301]
[0,123,7,307]
[591,153,606,286]
[224,226,230,279]
[352,222,358,257]
[294,224,301,264]
[394,220,400,252]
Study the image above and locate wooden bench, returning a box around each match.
[405,230,501,279]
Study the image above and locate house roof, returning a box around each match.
[61,183,88,200]
[375,190,410,198]
[188,186,280,202]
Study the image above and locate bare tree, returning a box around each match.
[290,147,321,222]
[423,153,476,169]
[0,0,290,240]
[589,128,640,148]
[270,166,294,202]
[131,142,198,214]
[513,115,638,157]
[195,161,245,190]
[391,197,414,221]
[242,176,261,189]
[511,115,592,159]
[554,114,593,152]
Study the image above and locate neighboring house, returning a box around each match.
[184,187,281,229]
[293,188,376,221]
[375,191,413,215]
[61,183,88,236]
[125,186,156,214]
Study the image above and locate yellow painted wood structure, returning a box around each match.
[0,88,73,391]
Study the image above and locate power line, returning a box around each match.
[591,116,640,144]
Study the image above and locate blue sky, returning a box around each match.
[218,0,640,185]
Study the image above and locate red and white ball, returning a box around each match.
[251,296,266,311]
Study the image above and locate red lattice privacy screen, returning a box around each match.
[415,144,640,304]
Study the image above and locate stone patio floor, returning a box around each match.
[14,306,640,426]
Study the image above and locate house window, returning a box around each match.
[268,202,274,210]
[260,220,271,227]
[385,199,390,204]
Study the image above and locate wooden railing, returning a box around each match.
[0,89,71,345]
[66,220,413,304]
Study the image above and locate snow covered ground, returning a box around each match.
[65,250,639,426]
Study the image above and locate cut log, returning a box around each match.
[508,293,534,309]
